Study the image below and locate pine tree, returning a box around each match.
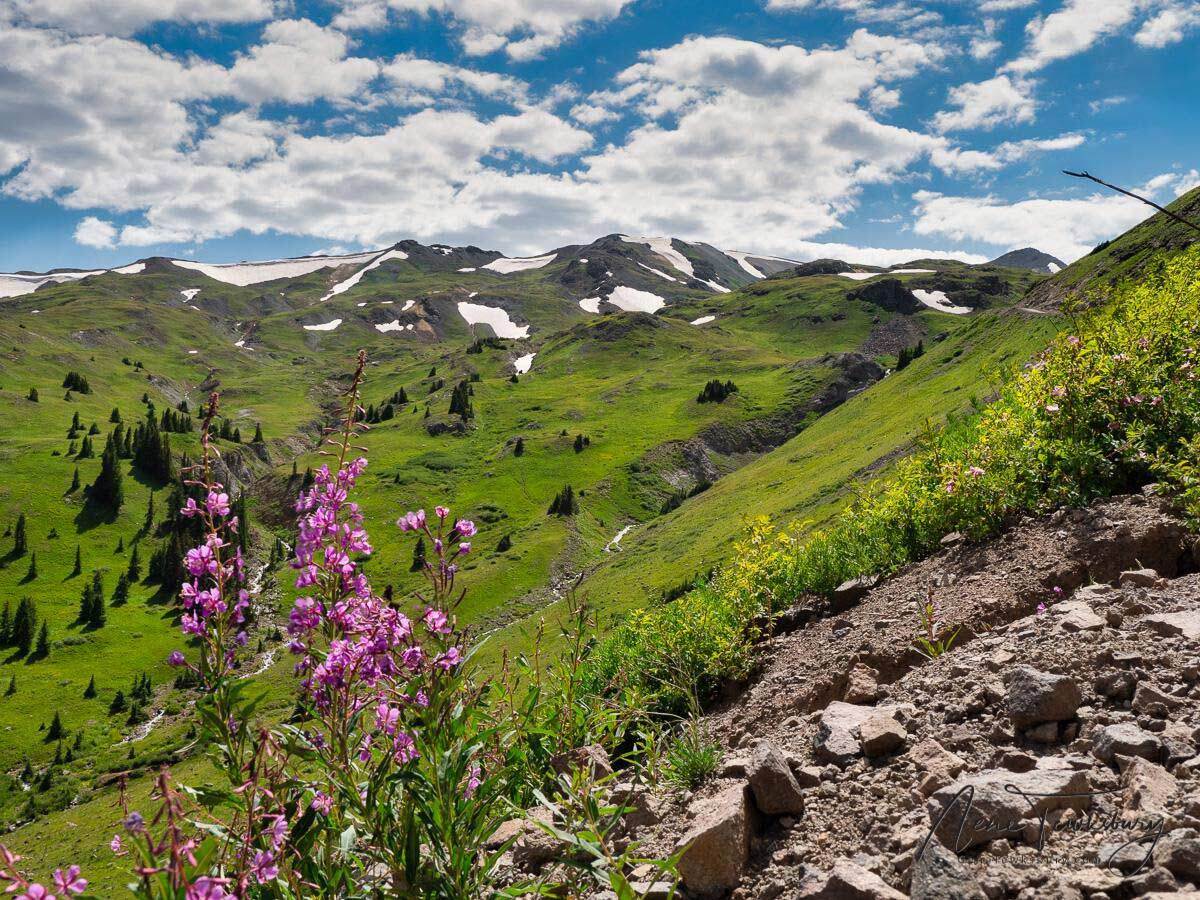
[110,407,122,423]
[12,513,26,556]
[12,599,35,656]
[46,711,64,742]
[83,676,96,699]
[5,677,15,698]
[18,757,31,781]
[109,691,126,714]
[87,571,106,629]
[69,467,80,492]
[0,602,10,646]
[112,573,130,605]
[514,437,525,457]
[23,552,36,582]
[448,380,474,420]
[71,545,82,577]
[116,536,124,553]
[90,430,125,511]
[410,536,426,572]
[548,485,578,517]
[33,622,49,660]
[88,422,100,435]
[26,387,37,402]
[128,543,141,581]
[497,533,512,552]
[253,422,264,442]
[144,491,155,531]
[77,434,94,459]
[70,411,81,433]
[77,579,94,625]
[573,434,585,453]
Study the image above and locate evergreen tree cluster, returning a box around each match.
[548,485,578,516]
[697,379,739,404]
[131,409,174,482]
[159,407,193,433]
[895,340,926,371]
[212,418,242,443]
[660,479,713,515]
[89,428,125,511]
[573,434,591,453]
[61,371,91,394]
[448,380,474,420]
[77,570,107,629]
[466,336,505,354]
[0,598,40,656]
[364,403,396,423]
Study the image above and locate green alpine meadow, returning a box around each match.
[2,2,1200,895]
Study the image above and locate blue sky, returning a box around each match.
[0,0,1197,272]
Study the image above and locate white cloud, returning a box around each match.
[223,20,380,105]
[764,0,943,29]
[785,239,987,266]
[912,171,1200,262]
[928,131,1085,174]
[932,75,1037,132]
[74,217,119,248]
[355,0,634,59]
[381,55,529,105]
[978,0,1036,11]
[1089,95,1128,113]
[1135,3,1200,47]
[1005,0,1139,74]
[570,103,619,125]
[0,0,276,36]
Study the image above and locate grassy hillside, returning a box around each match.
[0,235,1054,888]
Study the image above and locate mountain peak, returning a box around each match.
[985,247,1065,274]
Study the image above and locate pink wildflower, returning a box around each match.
[53,867,86,896]
[454,519,476,538]
[1037,602,1047,615]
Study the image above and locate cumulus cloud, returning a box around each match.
[338,0,634,59]
[0,0,276,36]
[1135,3,1200,47]
[764,0,943,29]
[381,55,529,105]
[932,74,1037,132]
[912,170,1200,262]
[1005,0,1140,74]
[74,217,119,248]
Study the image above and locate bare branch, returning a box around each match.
[1063,169,1200,236]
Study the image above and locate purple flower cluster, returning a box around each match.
[284,458,469,767]
[172,480,250,685]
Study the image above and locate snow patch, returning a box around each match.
[303,318,343,331]
[319,248,408,302]
[837,271,878,280]
[457,302,529,338]
[180,288,201,301]
[726,251,766,278]
[113,262,146,274]
[1047,262,1061,273]
[482,253,556,274]
[620,235,693,277]
[607,285,665,314]
[402,299,415,311]
[913,289,971,315]
[356,302,367,307]
[702,279,730,294]
[690,315,716,325]
[458,267,476,272]
[604,525,635,552]
[0,269,103,298]
[889,268,936,274]
[579,297,601,313]
[374,320,407,333]
[187,349,198,354]
[513,353,535,374]
[174,251,378,287]
[638,262,677,282]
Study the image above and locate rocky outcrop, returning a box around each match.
[582,492,1200,899]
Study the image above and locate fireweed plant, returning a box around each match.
[0,352,670,897]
